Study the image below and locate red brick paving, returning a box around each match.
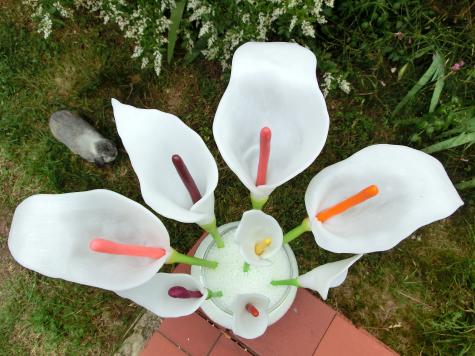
[235,289,336,356]
[141,332,187,356]
[313,315,397,356]
[209,335,251,356]
[159,313,221,356]
[140,232,399,356]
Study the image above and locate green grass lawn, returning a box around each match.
[1,2,474,355]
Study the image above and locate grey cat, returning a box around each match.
[49,110,118,166]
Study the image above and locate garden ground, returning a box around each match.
[0,1,474,355]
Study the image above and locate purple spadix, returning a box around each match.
[168,286,203,299]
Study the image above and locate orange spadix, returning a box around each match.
[246,303,259,317]
[90,238,166,259]
[316,185,379,223]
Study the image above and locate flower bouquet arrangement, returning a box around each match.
[8,42,463,339]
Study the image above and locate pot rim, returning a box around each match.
[191,221,299,329]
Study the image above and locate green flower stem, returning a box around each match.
[283,217,311,244]
[200,219,225,248]
[250,193,269,210]
[207,290,223,299]
[166,249,218,269]
[243,262,250,272]
[271,278,301,287]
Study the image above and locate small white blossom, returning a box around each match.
[207,33,218,49]
[153,50,163,77]
[289,15,298,32]
[189,5,212,22]
[199,22,214,38]
[161,0,176,12]
[322,72,352,96]
[288,0,301,8]
[322,72,333,97]
[183,30,195,51]
[257,13,269,40]
[156,16,171,34]
[339,79,351,94]
[301,20,315,38]
[131,45,143,59]
[141,57,149,69]
[53,2,73,18]
[26,0,334,80]
[271,8,285,22]
[32,4,53,39]
[202,46,219,60]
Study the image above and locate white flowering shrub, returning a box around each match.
[23,0,349,94]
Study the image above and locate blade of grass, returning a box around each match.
[456,178,475,190]
[429,53,445,113]
[167,0,186,64]
[423,132,475,154]
[398,63,409,81]
[392,54,438,117]
[184,36,207,64]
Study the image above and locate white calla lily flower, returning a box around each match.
[298,254,363,300]
[8,190,171,291]
[235,210,283,266]
[112,99,218,225]
[117,273,208,318]
[305,144,463,253]
[232,293,270,339]
[213,42,329,206]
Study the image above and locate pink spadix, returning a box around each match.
[256,127,271,186]
[172,154,202,204]
[168,286,203,299]
[89,238,166,259]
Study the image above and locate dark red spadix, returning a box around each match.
[256,127,271,186]
[168,286,203,299]
[172,154,202,204]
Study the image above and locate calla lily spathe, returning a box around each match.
[112,99,218,225]
[213,42,329,203]
[232,293,270,339]
[117,273,207,318]
[305,144,463,254]
[298,254,362,300]
[8,189,171,291]
[235,210,283,266]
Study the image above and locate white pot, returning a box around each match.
[191,222,298,330]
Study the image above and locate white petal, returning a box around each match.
[213,42,329,199]
[112,99,218,225]
[305,144,463,253]
[232,293,270,339]
[8,190,171,291]
[235,210,283,266]
[298,255,362,300]
[116,273,207,317]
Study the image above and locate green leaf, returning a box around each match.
[167,0,186,64]
[429,53,445,113]
[398,63,409,81]
[429,76,445,113]
[184,36,208,64]
[456,178,475,190]
[422,132,475,154]
[392,54,438,117]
